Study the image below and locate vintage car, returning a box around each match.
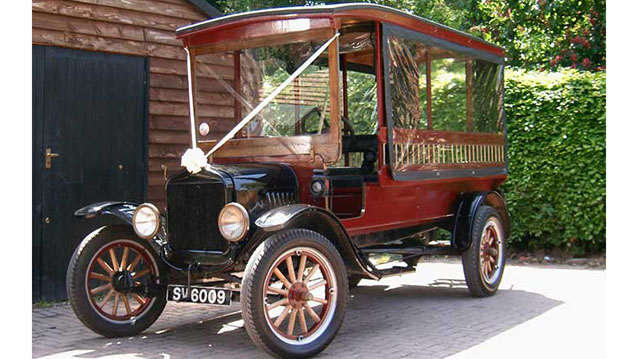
[67,3,509,358]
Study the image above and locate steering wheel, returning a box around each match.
[300,107,329,134]
[299,107,357,136]
[341,115,356,136]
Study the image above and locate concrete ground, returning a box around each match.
[32,260,605,359]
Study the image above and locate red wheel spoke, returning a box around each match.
[109,248,119,272]
[100,289,115,308]
[273,268,292,289]
[267,298,288,311]
[307,279,327,291]
[297,254,307,283]
[304,264,320,284]
[286,257,296,283]
[303,302,321,322]
[309,297,328,305]
[89,272,110,282]
[127,254,142,272]
[287,308,298,335]
[122,295,132,315]
[112,293,120,316]
[120,247,129,273]
[132,268,150,279]
[267,286,288,296]
[91,283,111,295]
[274,305,292,327]
[96,258,114,274]
[131,293,146,305]
[299,307,308,334]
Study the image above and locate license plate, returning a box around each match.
[167,285,232,306]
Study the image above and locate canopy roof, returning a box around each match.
[176,3,504,57]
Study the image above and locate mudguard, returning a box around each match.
[254,204,379,280]
[74,201,138,224]
[74,201,168,247]
[452,191,510,252]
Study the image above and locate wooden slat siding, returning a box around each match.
[149,129,191,145]
[150,101,234,118]
[32,12,145,41]
[150,73,232,93]
[33,0,235,207]
[33,0,196,32]
[71,0,203,21]
[150,88,234,106]
[151,57,233,79]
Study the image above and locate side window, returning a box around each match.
[430,57,468,132]
[387,35,423,130]
[471,59,504,133]
[347,70,377,134]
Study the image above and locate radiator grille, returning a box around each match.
[166,181,227,252]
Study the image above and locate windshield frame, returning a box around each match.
[181,19,341,164]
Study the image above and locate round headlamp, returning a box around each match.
[218,203,249,242]
[132,203,161,239]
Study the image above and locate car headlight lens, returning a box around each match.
[132,203,161,239]
[218,203,249,242]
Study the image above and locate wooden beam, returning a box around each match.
[466,59,473,132]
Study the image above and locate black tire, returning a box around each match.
[241,229,348,359]
[66,225,166,337]
[462,206,506,297]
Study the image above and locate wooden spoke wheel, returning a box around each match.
[85,239,158,322]
[263,247,337,343]
[479,221,503,285]
[67,226,166,337]
[241,229,347,358]
[462,206,506,297]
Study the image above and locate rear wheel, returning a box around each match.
[461,206,506,297]
[241,229,348,358]
[66,226,166,337]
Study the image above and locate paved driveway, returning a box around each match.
[32,260,605,359]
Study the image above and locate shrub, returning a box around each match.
[503,68,606,254]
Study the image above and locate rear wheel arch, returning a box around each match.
[452,191,510,251]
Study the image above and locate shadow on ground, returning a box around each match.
[34,280,562,359]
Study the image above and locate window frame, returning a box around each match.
[381,23,507,181]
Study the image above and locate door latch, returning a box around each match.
[45,148,59,169]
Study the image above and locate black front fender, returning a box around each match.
[74,201,168,245]
[252,204,379,280]
[74,201,138,224]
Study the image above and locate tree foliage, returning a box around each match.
[209,0,606,71]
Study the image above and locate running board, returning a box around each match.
[360,245,457,256]
[376,266,416,278]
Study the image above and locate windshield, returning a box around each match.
[193,35,336,147]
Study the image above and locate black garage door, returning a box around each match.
[33,46,148,301]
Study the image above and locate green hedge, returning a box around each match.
[503,68,606,254]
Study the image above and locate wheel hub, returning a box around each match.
[111,270,134,293]
[287,281,310,308]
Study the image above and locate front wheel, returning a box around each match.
[461,206,506,297]
[241,229,348,358]
[66,225,166,337]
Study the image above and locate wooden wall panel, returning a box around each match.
[33,0,234,210]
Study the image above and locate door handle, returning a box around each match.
[45,148,59,169]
